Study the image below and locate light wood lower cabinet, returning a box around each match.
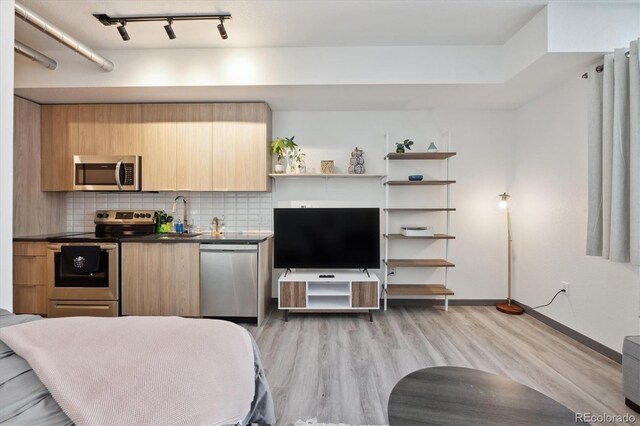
[13,242,48,315]
[352,281,378,308]
[121,243,199,316]
[279,282,307,308]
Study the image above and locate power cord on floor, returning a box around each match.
[531,289,566,310]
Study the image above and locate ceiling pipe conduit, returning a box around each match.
[14,40,58,70]
[14,2,114,72]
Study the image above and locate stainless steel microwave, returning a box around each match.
[73,155,141,191]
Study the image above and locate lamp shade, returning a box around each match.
[498,192,510,210]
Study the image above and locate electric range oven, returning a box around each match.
[47,210,155,317]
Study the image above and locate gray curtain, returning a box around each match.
[587,39,640,265]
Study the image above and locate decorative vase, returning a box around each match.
[321,160,334,174]
[427,142,438,152]
[275,160,285,174]
[287,161,297,174]
[396,146,405,153]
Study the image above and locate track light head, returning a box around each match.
[217,19,228,40]
[117,21,130,41]
[164,19,176,39]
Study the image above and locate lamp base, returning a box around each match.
[496,302,524,315]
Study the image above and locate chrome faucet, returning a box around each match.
[172,195,188,233]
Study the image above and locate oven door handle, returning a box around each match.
[47,244,117,251]
[115,160,124,191]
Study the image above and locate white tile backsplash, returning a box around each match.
[66,192,273,233]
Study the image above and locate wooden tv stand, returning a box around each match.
[278,271,380,321]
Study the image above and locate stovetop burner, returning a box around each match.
[48,210,157,243]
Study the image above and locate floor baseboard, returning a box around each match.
[386,298,503,307]
[270,298,502,307]
[513,299,622,364]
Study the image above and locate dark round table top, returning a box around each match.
[388,366,584,425]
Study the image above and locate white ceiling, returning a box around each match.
[14,0,554,50]
[13,0,621,109]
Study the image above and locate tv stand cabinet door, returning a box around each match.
[280,281,306,308]
[352,281,378,308]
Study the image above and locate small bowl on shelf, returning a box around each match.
[408,175,424,181]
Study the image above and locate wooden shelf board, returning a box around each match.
[386,284,454,296]
[386,152,456,160]
[384,234,455,240]
[269,173,386,178]
[384,259,455,267]
[384,208,456,212]
[384,180,456,186]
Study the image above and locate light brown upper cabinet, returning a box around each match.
[41,105,79,191]
[176,104,213,191]
[40,102,272,192]
[72,104,142,156]
[78,104,143,156]
[212,103,272,192]
[78,104,110,155]
[141,104,177,191]
[109,104,142,155]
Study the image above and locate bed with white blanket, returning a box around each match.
[0,309,274,425]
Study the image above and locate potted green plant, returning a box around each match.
[271,136,298,173]
[395,139,414,153]
[289,147,306,174]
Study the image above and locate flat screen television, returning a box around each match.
[274,208,380,269]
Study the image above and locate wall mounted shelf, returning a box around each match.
[386,152,456,160]
[384,208,456,212]
[386,284,454,296]
[384,234,455,240]
[269,173,386,178]
[384,259,455,267]
[384,180,456,186]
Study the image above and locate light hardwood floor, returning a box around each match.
[245,306,638,425]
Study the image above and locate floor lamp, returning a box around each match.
[496,192,524,315]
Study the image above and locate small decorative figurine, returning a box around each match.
[427,142,438,152]
[348,147,365,174]
[395,139,414,153]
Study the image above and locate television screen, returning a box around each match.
[274,208,380,269]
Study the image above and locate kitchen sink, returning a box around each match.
[156,233,202,239]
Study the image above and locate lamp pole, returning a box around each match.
[496,193,523,315]
[507,206,512,304]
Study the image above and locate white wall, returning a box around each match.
[512,77,640,352]
[272,110,514,299]
[0,0,14,310]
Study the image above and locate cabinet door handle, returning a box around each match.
[53,304,110,310]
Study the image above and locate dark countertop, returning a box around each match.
[123,232,273,244]
[13,232,91,242]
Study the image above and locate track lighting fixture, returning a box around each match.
[94,13,232,41]
[217,18,228,40]
[117,21,129,41]
[164,19,176,40]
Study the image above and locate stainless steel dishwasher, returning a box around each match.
[200,244,258,320]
